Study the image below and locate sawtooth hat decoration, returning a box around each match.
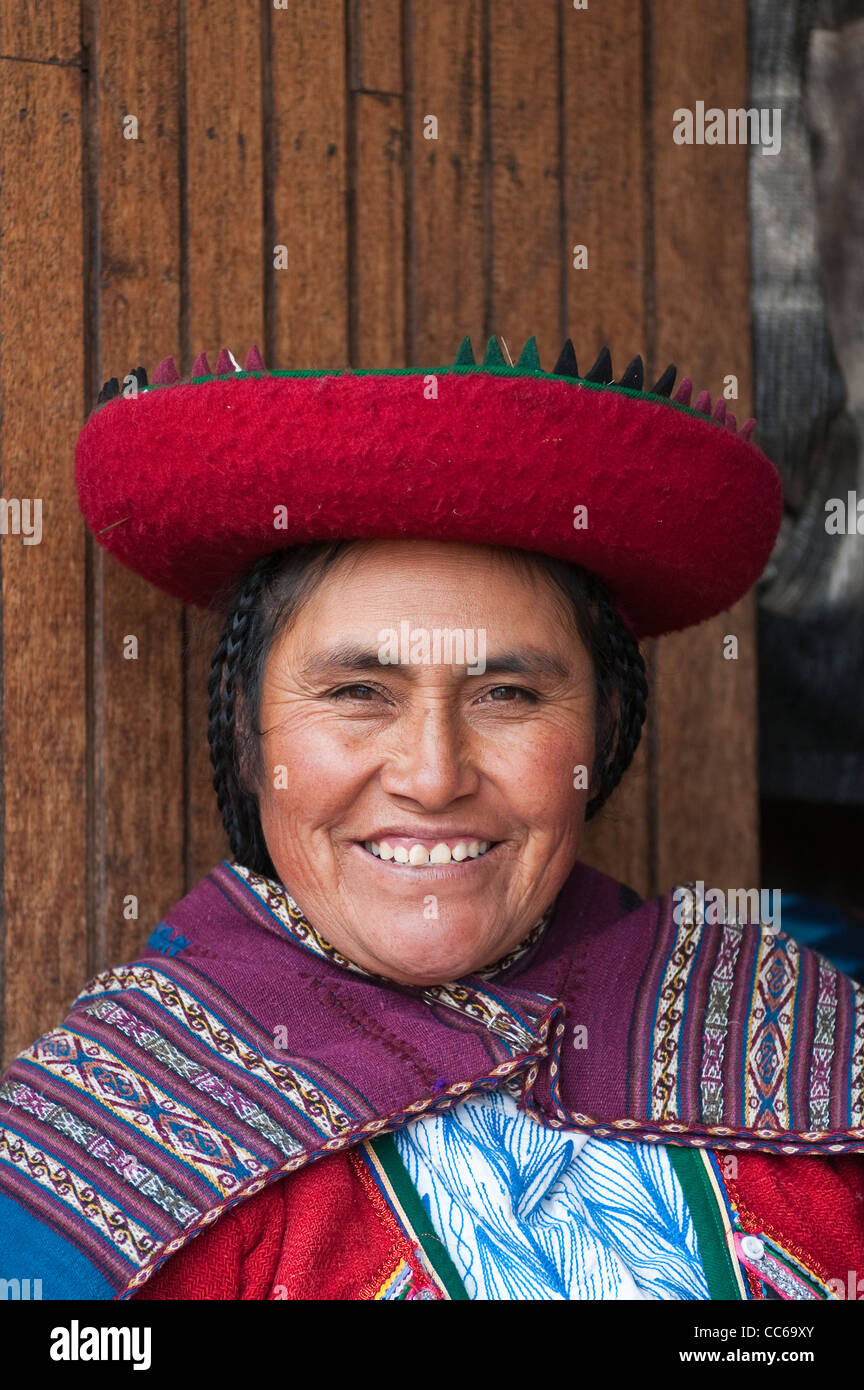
[74,336,783,639]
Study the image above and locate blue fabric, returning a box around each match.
[780,895,864,982]
[393,1087,709,1300]
[0,1189,116,1299]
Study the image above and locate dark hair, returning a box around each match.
[207,543,648,879]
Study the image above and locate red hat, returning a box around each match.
[74,336,783,639]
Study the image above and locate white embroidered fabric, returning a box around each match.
[392,1086,710,1301]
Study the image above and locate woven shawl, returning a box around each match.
[1,857,862,1299]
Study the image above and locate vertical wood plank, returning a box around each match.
[487,0,561,362]
[271,0,349,366]
[183,0,268,887]
[560,0,655,898]
[651,0,759,893]
[0,58,87,1066]
[0,6,80,62]
[559,0,647,351]
[409,0,485,364]
[350,0,406,365]
[94,3,186,972]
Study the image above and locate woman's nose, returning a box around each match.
[378,701,480,809]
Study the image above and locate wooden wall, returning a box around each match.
[0,0,758,1067]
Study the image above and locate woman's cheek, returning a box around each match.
[261,717,378,806]
[481,718,594,816]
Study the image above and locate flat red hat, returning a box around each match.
[74,336,783,638]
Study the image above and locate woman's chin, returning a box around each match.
[351,914,503,985]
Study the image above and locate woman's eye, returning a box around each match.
[331,683,382,701]
[482,685,538,703]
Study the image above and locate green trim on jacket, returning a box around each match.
[665,1146,744,1300]
[369,1133,470,1300]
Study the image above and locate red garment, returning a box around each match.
[132,1145,430,1301]
[132,1144,864,1301]
[722,1151,864,1297]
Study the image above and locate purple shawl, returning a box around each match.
[0,857,862,1298]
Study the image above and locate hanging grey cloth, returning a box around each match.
[752,0,864,803]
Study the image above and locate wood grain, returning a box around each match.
[183,0,268,888]
[651,0,759,892]
[0,56,87,1064]
[271,0,349,367]
[409,0,484,364]
[351,0,406,366]
[486,0,561,360]
[0,0,80,63]
[94,1,186,978]
[560,0,655,898]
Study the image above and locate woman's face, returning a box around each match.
[253,540,597,985]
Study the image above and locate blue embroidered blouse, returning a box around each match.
[392,1086,709,1300]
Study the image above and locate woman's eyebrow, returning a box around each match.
[300,642,570,679]
[300,643,388,676]
[481,650,571,679]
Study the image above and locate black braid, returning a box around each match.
[584,585,648,820]
[207,554,282,878]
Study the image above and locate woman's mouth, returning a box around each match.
[360,836,497,867]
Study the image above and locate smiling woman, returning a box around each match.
[212,538,645,984]
[1,340,863,1303]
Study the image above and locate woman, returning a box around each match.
[1,337,862,1301]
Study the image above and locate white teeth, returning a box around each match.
[365,838,495,865]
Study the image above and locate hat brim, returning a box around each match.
[74,367,783,638]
